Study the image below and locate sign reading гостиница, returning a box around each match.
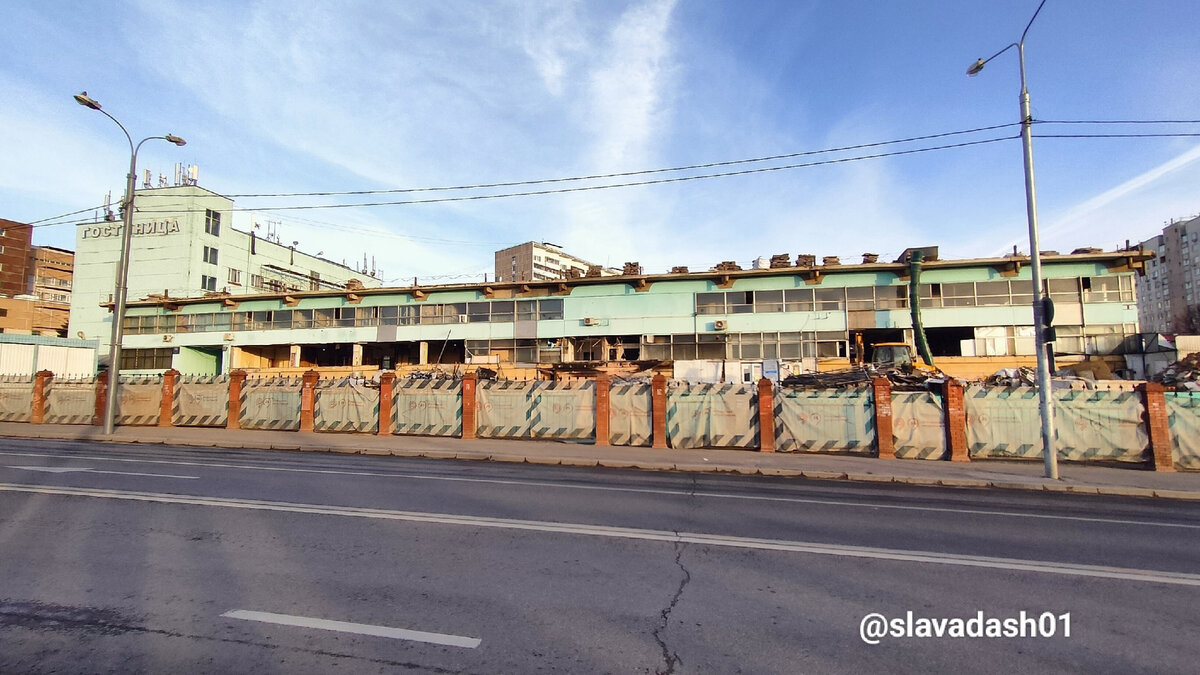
[81,219,181,239]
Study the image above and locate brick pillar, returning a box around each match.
[94,371,108,427]
[32,370,52,424]
[943,378,969,462]
[872,377,895,459]
[461,372,477,440]
[300,369,319,433]
[652,373,668,449]
[377,371,396,436]
[1139,382,1175,472]
[594,373,611,447]
[757,377,775,453]
[227,370,246,430]
[159,369,179,428]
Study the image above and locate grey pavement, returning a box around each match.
[0,421,1197,501]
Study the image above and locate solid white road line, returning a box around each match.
[221,609,480,648]
[6,465,198,480]
[4,482,1200,588]
[0,450,1192,530]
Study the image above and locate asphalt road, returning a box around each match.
[0,437,1197,674]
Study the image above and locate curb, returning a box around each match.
[2,430,1198,502]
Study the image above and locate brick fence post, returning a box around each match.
[872,377,895,459]
[32,370,52,424]
[94,371,108,427]
[159,369,179,428]
[943,378,969,462]
[594,372,611,447]
[461,372,477,440]
[377,371,396,436]
[227,370,246,430]
[1139,382,1175,472]
[652,373,668,449]
[300,369,319,433]
[757,377,775,453]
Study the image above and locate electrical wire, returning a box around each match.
[223,122,1022,199]
[1034,132,1200,139]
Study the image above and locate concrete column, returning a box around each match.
[94,371,108,428]
[352,343,363,367]
[1139,382,1175,472]
[943,378,969,462]
[757,377,775,453]
[289,345,302,368]
[461,372,477,439]
[227,370,247,430]
[419,342,429,365]
[594,372,611,446]
[32,370,52,424]
[872,377,895,459]
[159,369,179,428]
[300,369,320,433]
[652,373,668,449]
[377,371,396,436]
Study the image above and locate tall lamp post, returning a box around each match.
[73,92,186,436]
[966,0,1058,480]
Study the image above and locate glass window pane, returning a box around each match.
[696,292,725,314]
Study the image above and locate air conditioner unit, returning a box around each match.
[162,334,174,342]
[583,317,598,326]
[714,320,728,330]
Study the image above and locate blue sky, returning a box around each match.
[4,1,1200,285]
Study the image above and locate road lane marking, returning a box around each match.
[6,465,198,480]
[4,482,1200,588]
[221,609,480,648]
[0,450,1192,530]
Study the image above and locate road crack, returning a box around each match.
[651,538,692,675]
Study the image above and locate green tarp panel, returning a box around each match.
[610,382,652,447]
[1165,391,1200,470]
[965,385,1042,459]
[892,391,946,460]
[239,377,302,431]
[0,377,34,422]
[44,378,96,425]
[666,383,758,449]
[314,379,379,433]
[476,380,537,438]
[173,376,229,427]
[1054,389,1148,463]
[393,378,462,437]
[113,376,162,426]
[775,386,875,454]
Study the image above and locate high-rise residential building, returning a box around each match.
[1135,214,1200,333]
[69,183,381,352]
[0,218,35,299]
[32,246,74,337]
[494,241,618,282]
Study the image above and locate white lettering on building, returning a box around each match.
[82,219,182,239]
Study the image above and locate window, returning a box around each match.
[250,274,264,289]
[203,246,219,265]
[120,348,173,370]
[228,268,241,284]
[201,275,217,292]
[754,290,784,313]
[309,272,321,291]
[538,298,563,320]
[784,289,814,312]
[205,209,221,236]
[695,293,725,315]
[845,287,874,311]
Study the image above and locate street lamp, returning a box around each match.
[966,0,1058,480]
[74,91,186,435]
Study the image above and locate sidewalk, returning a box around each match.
[1,422,1197,501]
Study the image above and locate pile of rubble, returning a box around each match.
[1153,353,1200,390]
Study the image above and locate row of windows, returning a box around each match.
[123,299,567,334]
[121,348,173,370]
[36,276,72,289]
[695,277,1133,314]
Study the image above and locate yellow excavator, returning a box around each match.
[869,342,942,376]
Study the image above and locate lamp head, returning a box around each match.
[165,134,187,146]
[966,59,986,76]
[73,91,102,110]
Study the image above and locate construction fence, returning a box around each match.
[12,369,1196,471]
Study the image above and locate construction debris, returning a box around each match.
[1154,352,1200,390]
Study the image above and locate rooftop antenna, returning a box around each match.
[142,169,151,189]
